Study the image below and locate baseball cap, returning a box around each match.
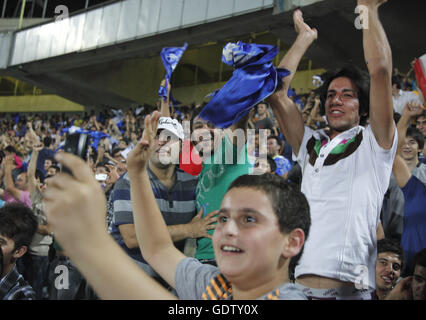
[157,117,184,141]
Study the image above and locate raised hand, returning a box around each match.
[32,142,44,152]
[43,152,107,254]
[126,111,161,175]
[402,101,424,119]
[293,9,318,44]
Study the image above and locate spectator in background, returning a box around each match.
[267,136,292,178]
[373,239,404,300]
[392,102,426,276]
[382,104,426,241]
[19,142,53,299]
[0,155,31,208]
[0,203,37,300]
[35,137,55,177]
[392,75,423,115]
[415,109,426,163]
[254,102,274,133]
[386,248,426,300]
[411,249,426,300]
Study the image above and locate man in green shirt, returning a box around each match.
[192,113,253,264]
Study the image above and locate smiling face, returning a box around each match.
[325,77,362,136]
[375,252,402,293]
[213,187,288,286]
[149,129,181,168]
[400,136,419,162]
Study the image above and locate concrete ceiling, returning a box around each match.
[2,0,425,109]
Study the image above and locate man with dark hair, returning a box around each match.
[268,3,396,299]
[391,103,426,277]
[267,135,292,178]
[373,239,404,300]
[0,203,37,300]
[42,113,311,299]
[35,136,55,177]
[411,249,426,300]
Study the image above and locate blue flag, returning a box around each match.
[158,43,188,102]
[199,41,290,128]
[60,126,110,150]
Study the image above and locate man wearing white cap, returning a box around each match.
[110,116,216,289]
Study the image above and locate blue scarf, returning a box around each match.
[199,41,290,128]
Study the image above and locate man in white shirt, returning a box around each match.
[392,76,423,115]
[268,1,396,299]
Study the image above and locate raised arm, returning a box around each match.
[3,155,20,201]
[160,79,171,118]
[127,111,186,288]
[43,152,175,300]
[28,143,44,195]
[359,0,395,149]
[268,10,317,156]
[393,102,423,187]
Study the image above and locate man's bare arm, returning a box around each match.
[160,79,171,118]
[359,0,395,149]
[268,10,317,156]
[392,102,423,188]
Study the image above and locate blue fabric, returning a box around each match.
[60,127,109,150]
[158,43,188,102]
[273,155,292,176]
[198,41,290,128]
[401,175,426,275]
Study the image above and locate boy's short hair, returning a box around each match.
[406,127,424,151]
[228,173,310,236]
[227,174,311,280]
[377,238,404,268]
[0,203,38,251]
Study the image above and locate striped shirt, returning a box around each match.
[110,165,198,265]
[175,258,307,300]
[0,266,35,300]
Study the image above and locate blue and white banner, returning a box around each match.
[158,43,188,102]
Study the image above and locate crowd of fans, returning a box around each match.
[0,2,425,301]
